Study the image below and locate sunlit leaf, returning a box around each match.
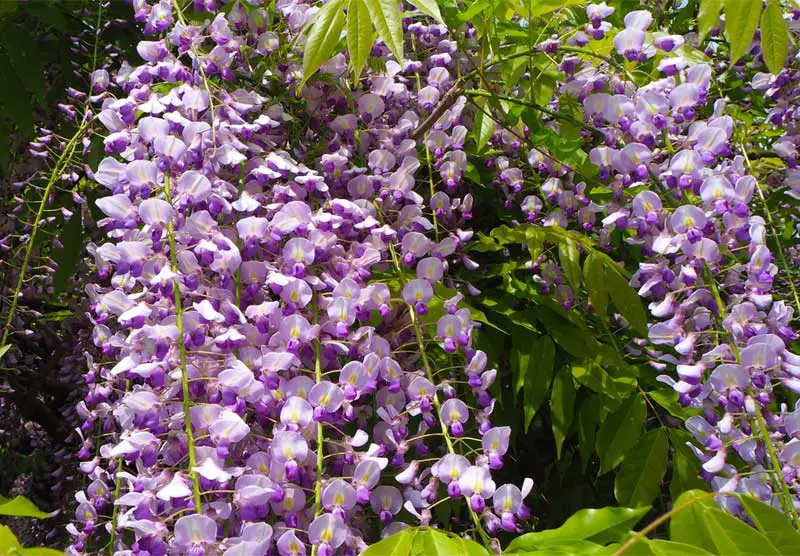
[697,0,722,41]
[723,0,762,63]
[0,496,53,519]
[523,335,556,431]
[347,0,374,80]
[364,0,404,61]
[760,1,789,75]
[506,506,650,552]
[301,0,346,84]
[407,0,443,23]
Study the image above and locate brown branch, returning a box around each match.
[409,80,465,141]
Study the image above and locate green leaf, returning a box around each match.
[417,529,488,556]
[623,539,714,555]
[595,394,646,474]
[347,0,374,80]
[0,2,18,16]
[614,428,668,508]
[361,528,487,556]
[360,528,416,556]
[364,0,404,62]
[0,524,21,552]
[739,495,800,554]
[648,389,699,421]
[53,204,82,292]
[605,264,647,336]
[0,344,10,361]
[558,238,581,290]
[20,549,67,556]
[571,360,636,402]
[506,506,650,552]
[525,227,545,262]
[512,327,534,396]
[670,490,780,555]
[530,0,584,17]
[760,1,789,75]
[697,0,722,41]
[449,535,489,556]
[578,396,603,471]
[301,0,346,84]
[505,539,614,554]
[723,0,762,63]
[473,97,495,152]
[523,336,556,431]
[0,496,52,519]
[550,367,576,459]
[407,0,443,23]
[584,252,608,318]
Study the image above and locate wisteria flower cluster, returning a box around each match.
[475,0,800,522]
[65,1,532,554]
[7,0,800,552]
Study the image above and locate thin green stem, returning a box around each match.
[704,266,798,526]
[108,379,130,551]
[754,408,799,528]
[740,146,800,318]
[410,35,439,241]
[311,305,324,556]
[1,1,105,355]
[164,173,202,514]
[377,217,491,545]
[613,492,718,555]
[1,122,88,353]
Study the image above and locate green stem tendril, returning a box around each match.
[311,305,325,556]
[164,173,203,514]
[373,201,491,546]
[1,3,105,354]
[705,266,799,527]
[108,378,131,551]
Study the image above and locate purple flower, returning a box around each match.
[174,514,217,556]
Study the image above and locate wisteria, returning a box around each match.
[4,0,800,553]
[60,1,534,553]
[474,0,800,526]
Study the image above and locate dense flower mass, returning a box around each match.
[475,0,800,523]
[4,0,800,552]
[65,1,531,554]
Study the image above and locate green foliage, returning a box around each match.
[0,495,53,519]
[363,0,404,62]
[520,335,555,432]
[500,492,800,555]
[696,0,722,41]
[549,367,576,458]
[584,253,609,318]
[302,0,347,84]
[739,495,800,553]
[605,266,647,336]
[0,496,62,555]
[670,491,783,555]
[614,429,668,508]
[407,0,444,24]
[760,1,789,75]
[0,524,65,555]
[722,0,762,63]
[360,527,488,556]
[595,394,647,475]
[505,506,649,552]
[347,0,374,80]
